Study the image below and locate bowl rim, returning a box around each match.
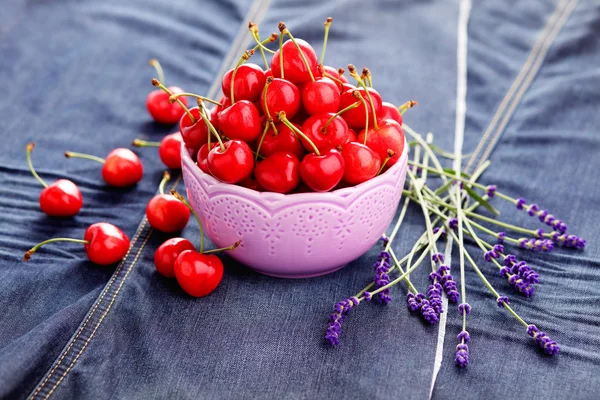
[181,139,408,202]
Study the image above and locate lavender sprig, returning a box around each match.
[325,297,359,346]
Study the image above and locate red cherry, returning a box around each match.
[222,63,266,103]
[179,107,209,153]
[346,128,358,144]
[271,38,319,84]
[255,152,300,193]
[155,133,184,169]
[299,148,345,192]
[301,113,349,152]
[214,96,232,115]
[146,86,188,124]
[102,149,143,187]
[261,78,301,119]
[258,122,305,159]
[341,142,382,185]
[217,100,262,142]
[27,142,83,217]
[207,140,254,184]
[322,65,348,82]
[174,250,224,297]
[342,83,356,93]
[379,102,403,126]
[301,77,340,115]
[339,87,382,129]
[265,69,274,79]
[239,176,263,191]
[146,195,190,233]
[39,179,83,217]
[358,119,405,167]
[196,142,216,174]
[154,237,195,278]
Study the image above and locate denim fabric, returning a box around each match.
[1,0,599,399]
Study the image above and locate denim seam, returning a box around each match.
[28,0,272,397]
[464,0,577,173]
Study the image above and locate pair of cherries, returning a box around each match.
[27,143,144,218]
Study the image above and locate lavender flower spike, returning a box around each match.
[527,325,560,355]
[497,296,510,307]
[448,218,458,230]
[455,344,469,368]
[406,293,421,312]
[325,297,359,346]
[458,303,472,316]
[486,185,496,198]
[419,299,439,324]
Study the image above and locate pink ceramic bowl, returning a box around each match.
[181,144,408,278]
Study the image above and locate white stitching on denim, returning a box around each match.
[464,0,574,173]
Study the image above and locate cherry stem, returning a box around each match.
[252,30,269,67]
[377,149,396,175]
[398,100,418,115]
[318,64,344,89]
[249,23,277,55]
[254,122,271,163]
[132,139,160,147]
[262,77,278,135]
[64,151,105,164]
[202,240,241,254]
[171,190,205,253]
[320,17,332,65]
[230,50,254,103]
[158,170,170,195]
[149,59,165,85]
[362,68,372,88]
[168,93,221,106]
[277,112,320,156]
[26,142,48,188]
[322,101,360,132]
[152,79,195,124]
[196,99,224,152]
[348,64,379,130]
[354,90,370,145]
[281,24,315,82]
[278,27,285,78]
[24,238,90,261]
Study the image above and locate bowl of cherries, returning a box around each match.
[156,20,412,278]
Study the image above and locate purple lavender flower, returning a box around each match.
[458,303,472,316]
[457,330,471,343]
[504,255,539,285]
[486,185,496,198]
[364,291,372,303]
[527,203,539,216]
[438,265,460,303]
[496,296,510,307]
[372,251,392,304]
[433,227,447,238]
[325,297,359,346]
[527,325,560,355]
[420,299,439,324]
[518,238,554,252]
[515,198,527,210]
[455,343,469,368]
[497,232,507,244]
[508,274,535,297]
[448,218,458,230]
[432,253,445,264]
[552,233,586,249]
[427,283,444,315]
[406,292,421,312]
[380,235,390,248]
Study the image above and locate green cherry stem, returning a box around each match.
[132,139,161,147]
[64,151,105,164]
[354,90,370,144]
[321,100,360,132]
[196,99,224,152]
[398,100,418,115]
[277,112,320,155]
[168,93,221,106]
[230,50,254,103]
[348,64,378,130]
[376,150,396,175]
[202,240,242,254]
[149,59,165,85]
[24,238,90,261]
[171,190,205,253]
[319,17,332,64]
[152,79,195,123]
[158,170,170,195]
[277,25,285,78]
[318,64,344,88]
[248,22,269,66]
[262,77,278,135]
[26,143,48,188]
[362,67,372,88]
[279,22,315,82]
[254,122,271,164]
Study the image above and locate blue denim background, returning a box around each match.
[1,0,599,399]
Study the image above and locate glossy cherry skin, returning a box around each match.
[341,142,382,185]
[158,133,184,169]
[207,140,254,184]
[179,107,210,153]
[261,78,301,119]
[101,148,143,187]
[222,63,266,103]
[146,194,191,233]
[379,102,403,126]
[174,250,224,297]
[214,96,232,115]
[323,66,349,83]
[239,176,263,191]
[358,119,405,167]
[154,237,195,278]
[259,122,305,159]
[196,143,216,174]
[299,149,345,192]
[255,152,300,194]
[218,100,262,142]
[342,83,356,93]
[339,87,383,129]
[271,39,319,84]
[83,222,130,265]
[301,113,349,153]
[146,86,188,124]
[301,77,340,115]
[39,179,83,217]
[346,128,358,144]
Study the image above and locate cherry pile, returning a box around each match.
[148,18,415,193]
